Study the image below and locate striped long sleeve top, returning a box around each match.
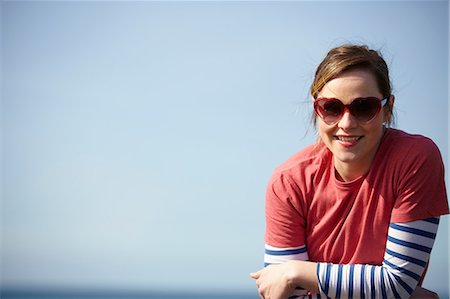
[264,217,439,299]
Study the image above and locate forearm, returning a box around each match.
[263,244,313,297]
[273,218,439,298]
[315,218,439,298]
[263,244,319,294]
[284,260,320,294]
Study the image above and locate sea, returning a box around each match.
[0,291,258,299]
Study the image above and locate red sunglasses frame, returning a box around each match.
[313,97,388,125]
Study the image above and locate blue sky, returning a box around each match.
[1,0,449,296]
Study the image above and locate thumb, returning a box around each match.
[250,269,263,279]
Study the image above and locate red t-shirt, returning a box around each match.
[265,129,449,265]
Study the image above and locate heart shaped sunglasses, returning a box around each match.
[314,97,388,125]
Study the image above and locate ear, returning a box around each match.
[388,95,395,107]
[383,95,395,125]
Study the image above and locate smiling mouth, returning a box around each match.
[334,136,363,142]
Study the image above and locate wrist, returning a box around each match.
[285,260,319,293]
[284,260,306,287]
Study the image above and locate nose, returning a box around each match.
[338,109,358,130]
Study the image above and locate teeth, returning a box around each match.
[337,136,360,142]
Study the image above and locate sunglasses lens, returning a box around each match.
[350,98,381,122]
[315,97,383,124]
[316,99,344,124]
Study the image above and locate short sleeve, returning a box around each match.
[391,138,449,223]
[265,173,307,248]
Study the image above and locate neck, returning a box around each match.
[334,160,370,182]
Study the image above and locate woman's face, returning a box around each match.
[316,69,388,178]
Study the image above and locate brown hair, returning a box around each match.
[310,45,394,126]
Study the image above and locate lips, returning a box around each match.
[334,135,363,147]
[335,136,363,142]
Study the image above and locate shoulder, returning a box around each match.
[379,128,445,186]
[274,142,328,174]
[268,142,330,191]
[382,128,442,158]
[387,129,449,222]
[266,143,329,213]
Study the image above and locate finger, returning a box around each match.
[258,288,265,299]
[255,278,261,288]
[250,269,263,279]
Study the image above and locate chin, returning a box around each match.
[334,152,360,163]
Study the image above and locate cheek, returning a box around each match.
[363,122,385,140]
[317,121,335,140]
[372,114,385,128]
[317,123,326,140]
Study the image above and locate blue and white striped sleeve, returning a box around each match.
[317,217,440,299]
[264,244,309,267]
[264,244,311,298]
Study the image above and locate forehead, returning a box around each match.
[319,69,381,99]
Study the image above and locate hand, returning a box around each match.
[410,286,439,299]
[250,263,298,299]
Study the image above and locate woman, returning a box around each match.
[250,45,449,298]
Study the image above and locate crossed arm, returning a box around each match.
[251,218,439,299]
